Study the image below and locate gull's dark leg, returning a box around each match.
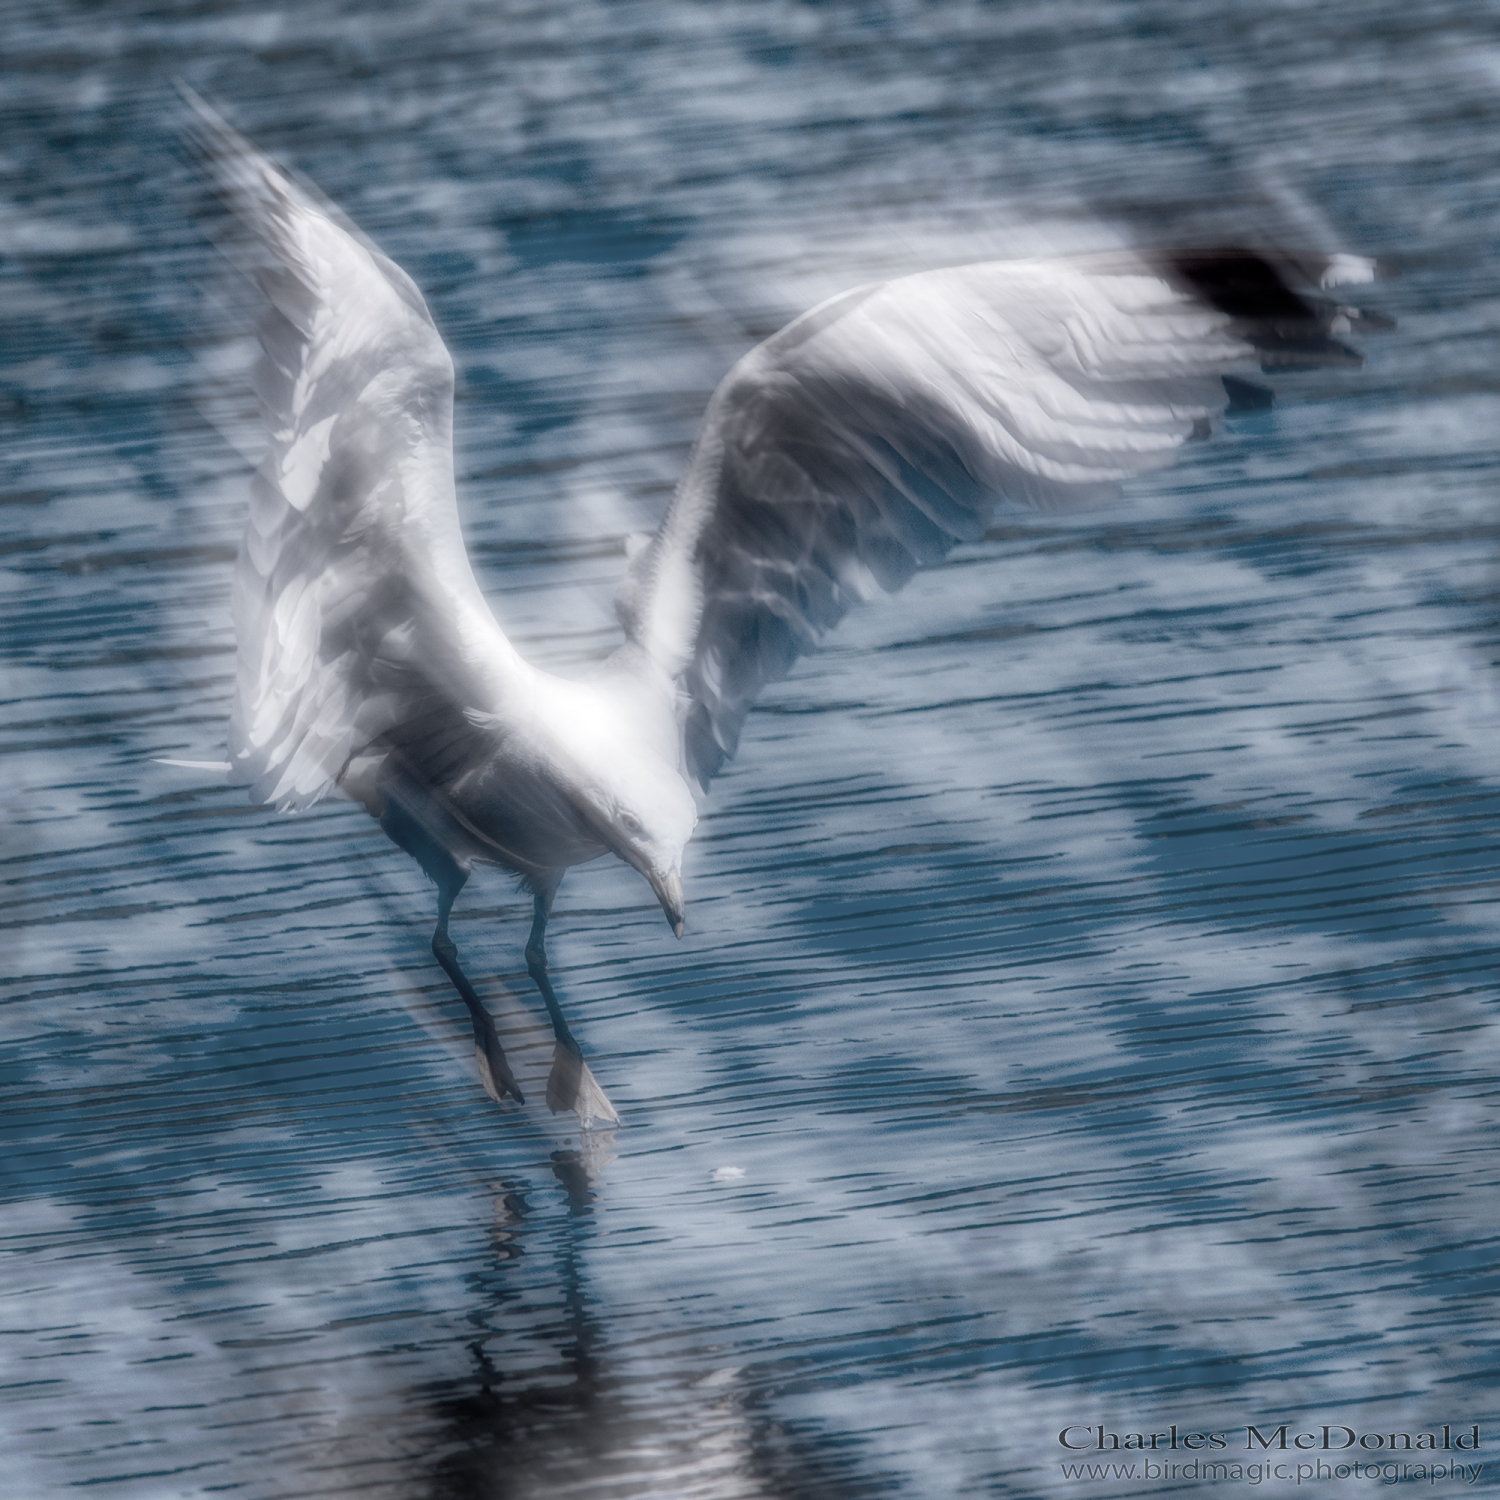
[379,781,523,1107]
[525,883,576,1052]
[526,878,619,1127]
[433,874,525,1107]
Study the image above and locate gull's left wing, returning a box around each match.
[615,250,1388,786]
[183,91,532,813]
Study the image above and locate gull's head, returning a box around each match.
[533,675,698,936]
[581,751,697,938]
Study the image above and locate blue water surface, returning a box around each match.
[3,3,1500,1496]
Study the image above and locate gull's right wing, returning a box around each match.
[616,249,1388,786]
[185,92,531,812]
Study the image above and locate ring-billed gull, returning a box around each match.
[179,92,1387,1127]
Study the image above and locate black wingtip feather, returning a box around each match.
[1221,374,1275,413]
[1153,248,1388,372]
[1162,249,1312,321]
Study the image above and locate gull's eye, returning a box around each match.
[621,812,642,836]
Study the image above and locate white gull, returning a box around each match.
[178,91,1386,1127]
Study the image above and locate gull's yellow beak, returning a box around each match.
[648,867,685,939]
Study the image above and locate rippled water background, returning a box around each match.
[5,3,1500,1496]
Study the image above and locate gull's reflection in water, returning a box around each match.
[310,786,873,1498]
[413,1146,859,1500]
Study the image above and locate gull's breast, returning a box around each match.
[450,753,608,876]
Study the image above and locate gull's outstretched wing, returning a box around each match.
[185,93,529,812]
[616,250,1387,787]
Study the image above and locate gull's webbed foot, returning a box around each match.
[546,1041,619,1129]
[473,1013,525,1106]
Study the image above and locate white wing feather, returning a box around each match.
[617,251,1381,785]
[187,95,528,812]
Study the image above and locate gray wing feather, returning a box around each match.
[185,91,528,812]
[617,252,1382,787]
